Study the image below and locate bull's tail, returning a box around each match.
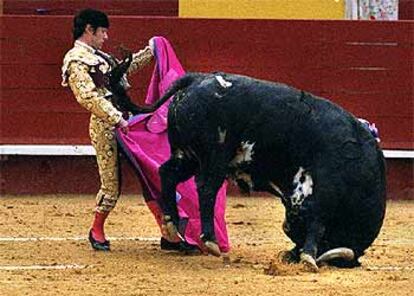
[136,73,199,114]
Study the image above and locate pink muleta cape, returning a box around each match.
[116,37,230,252]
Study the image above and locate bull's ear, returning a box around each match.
[122,53,133,69]
[113,56,132,81]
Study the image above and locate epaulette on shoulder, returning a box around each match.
[61,46,101,87]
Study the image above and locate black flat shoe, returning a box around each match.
[88,230,110,251]
[160,237,200,254]
[160,237,181,251]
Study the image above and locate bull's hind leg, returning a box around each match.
[196,173,227,257]
[159,153,197,242]
[196,149,228,257]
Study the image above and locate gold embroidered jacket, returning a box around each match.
[61,40,152,126]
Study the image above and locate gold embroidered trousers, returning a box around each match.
[90,114,120,212]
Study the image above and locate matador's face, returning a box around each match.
[90,26,109,50]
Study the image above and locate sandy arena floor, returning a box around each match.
[0,195,413,296]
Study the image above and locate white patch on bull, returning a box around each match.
[214,92,224,98]
[290,167,313,207]
[215,75,232,88]
[231,141,255,165]
[218,126,227,144]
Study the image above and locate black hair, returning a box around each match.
[73,8,109,40]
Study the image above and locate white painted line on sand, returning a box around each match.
[0,145,95,156]
[0,236,160,242]
[2,145,413,159]
[0,236,413,245]
[0,264,90,271]
[366,266,414,271]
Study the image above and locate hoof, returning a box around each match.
[300,253,319,273]
[316,247,355,266]
[161,218,181,242]
[204,241,221,257]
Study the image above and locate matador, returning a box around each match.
[61,9,153,251]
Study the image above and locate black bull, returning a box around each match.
[121,70,386,270]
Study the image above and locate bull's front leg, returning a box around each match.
[159,154,197,242]
[196,149,228,257]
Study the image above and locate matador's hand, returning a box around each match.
[148,38,155,55]
[116,117,129,134]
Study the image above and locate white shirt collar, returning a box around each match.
[74,40,96,53]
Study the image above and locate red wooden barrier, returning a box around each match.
[1,16,413,198]
[399,0,414,20]
[1,16,413,149]
[3,0,178,16]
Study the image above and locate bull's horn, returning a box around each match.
[316,248,355,265]
[300,253,319,273]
